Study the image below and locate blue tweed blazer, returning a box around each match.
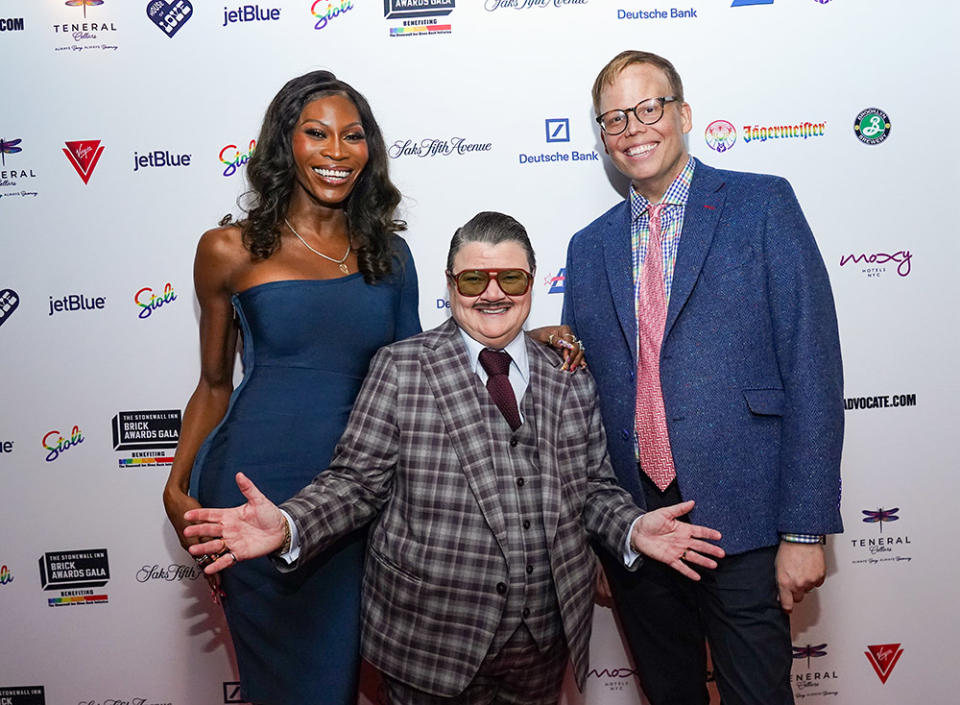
[563,158,843,554]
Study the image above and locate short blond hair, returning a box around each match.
[592,51,684,115]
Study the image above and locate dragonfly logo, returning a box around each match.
[792,643,827,669]
[66,0,104,17]
[862,507,899,532]
[0,138,22,165]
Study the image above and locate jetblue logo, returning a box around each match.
[146,0,192,37]
[545,118,569,143]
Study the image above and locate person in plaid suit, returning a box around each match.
[185,212,724,705]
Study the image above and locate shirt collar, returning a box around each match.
[458,324,530,384]
[630,155,696,218]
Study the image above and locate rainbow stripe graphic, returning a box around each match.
[118,456,174,467]
[390,23,451,36]
[48,594,108,606]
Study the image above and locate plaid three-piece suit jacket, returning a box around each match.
[280,317,642,697]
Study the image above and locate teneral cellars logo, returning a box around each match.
[38,548,109,606]
[0,139,39,199]
[850,505,913,566]
[134,283,177,318]
[0,288,20,327]
[0,687,46,705]
[54,1,119,53]
[63,140,104,184]
[220,140,256,177]
[791,643,839,699]
[865,643,903,684]
[147,0,193,37]
[42,425,84,463]
[113,409,181,468]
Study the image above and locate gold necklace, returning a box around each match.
[284,218,351,274]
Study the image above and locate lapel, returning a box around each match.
[600,201,638,362]
[420,318,508,554]
[665,158,725,339]
[524,336,567,547]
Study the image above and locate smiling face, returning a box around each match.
[598,62,692,203]
[449,240,533,349]
[290,94,368,207]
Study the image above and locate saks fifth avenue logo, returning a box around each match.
[147,0,193,37]
[137,562,202,583]
[705,120,736,152]
[485,0,588,10]
[63,140,104,183]
[135,283,177,319]
[54,1,119,53]
[792,643,839,699]
[0,687,45,705]
[313,0,354,30]
[78,697,173,705]
[389,137,492,159]
[220,140,255,177]
[850,506,913,566]
[839,250,911,278]
[42,425,85,463]
[865,643,903,684]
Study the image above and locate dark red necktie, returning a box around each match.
[479,349,521,431]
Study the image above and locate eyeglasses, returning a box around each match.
[446,268,533,296]
[595,96,679,135]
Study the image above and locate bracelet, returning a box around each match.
[278,517,292,555]
[781,533,826,545]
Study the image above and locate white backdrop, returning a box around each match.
[2,1,958,704]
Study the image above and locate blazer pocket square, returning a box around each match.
[742,388,785,416]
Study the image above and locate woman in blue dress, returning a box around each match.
[163,71,421,705]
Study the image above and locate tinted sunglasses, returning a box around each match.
[446,268,533,296]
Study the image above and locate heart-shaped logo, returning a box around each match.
[146,0,192,38]
[0,289,20,328]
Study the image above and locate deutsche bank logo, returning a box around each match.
[731,0,773,5]
[223,682,243,703]
[545,119,570,143]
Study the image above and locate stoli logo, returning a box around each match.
[63,140,104,183]
[865,643,903,684]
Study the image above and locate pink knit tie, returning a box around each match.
[635,204,677,490]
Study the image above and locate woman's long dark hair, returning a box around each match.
[236,70,405,283]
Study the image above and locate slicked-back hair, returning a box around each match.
[591,50,685,115]
[234,70,405,283]
[446,212,536,273]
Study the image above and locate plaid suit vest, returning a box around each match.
[476,377,564,655]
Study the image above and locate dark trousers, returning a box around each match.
[384,624,568,705]
[599,474,793,705]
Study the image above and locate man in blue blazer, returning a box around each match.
[562,51,843,705]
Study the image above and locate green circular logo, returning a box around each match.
[854,108,891,145]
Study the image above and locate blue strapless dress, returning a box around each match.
[190,241,420,705]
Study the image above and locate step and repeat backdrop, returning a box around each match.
[1,1,958,704]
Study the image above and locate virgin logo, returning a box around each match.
[864,643,903,684]
[839,250,911,277]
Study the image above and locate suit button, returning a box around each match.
[522,519,531,530]
[496,582,507,595]
[522,607,530,618]
[510,438,518,447]
[516,477,525,487]
[526,564,533,575]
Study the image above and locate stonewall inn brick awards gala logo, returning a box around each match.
[0,687,46,705]
[113,409,181,468]
[38,548,110,606]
